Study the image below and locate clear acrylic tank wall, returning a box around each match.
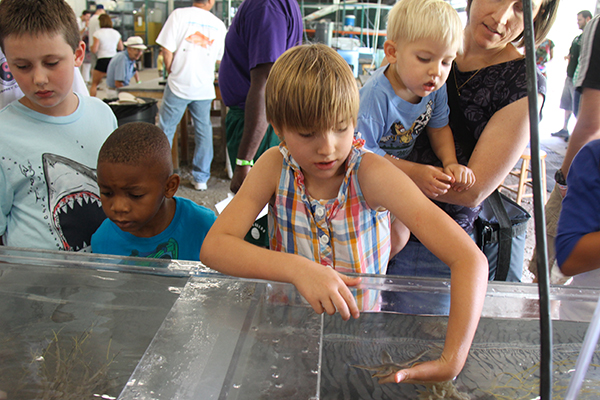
[0,247,598,399]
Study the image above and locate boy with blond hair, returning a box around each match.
[0,0,117,250]
[358,0,474,255]
[201,44,488,383]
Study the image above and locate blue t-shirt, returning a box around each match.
[91,197,217,261]
[106,51,136,89]
[356,65,449,160]
[218,0,303,108]
[556,139,600,267]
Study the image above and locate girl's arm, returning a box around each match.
[200,147,361,320]
[359,154,488,382]
[117,38,124,51]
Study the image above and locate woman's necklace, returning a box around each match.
[453,48,507,96]
[453,65,481,96]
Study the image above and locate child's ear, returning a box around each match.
[164,174,180,198]
[383,40,398,64]
[74,40,85,68]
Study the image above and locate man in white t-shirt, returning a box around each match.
[156,0,226,191]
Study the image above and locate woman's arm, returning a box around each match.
[378,93,537,208]
[360,154,488,382]
[200,147,361,320]
[117,39,124,51]
[91,37,100,54]
[435,94,542,208]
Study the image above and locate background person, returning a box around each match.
[218,0,303,194]
[555,139,600,321]
[105,36,146,95]
[535,37,554,77]
[386,0,558,277]
[90,13,123,97]
[218,0,303,248]
[87,3,105,75]
[530,13,600,283]
[156,0,227,191]
[551,10,592,141]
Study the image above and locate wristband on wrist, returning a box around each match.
[236,158,254,167]
[554,169,567,186]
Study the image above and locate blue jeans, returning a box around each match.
[387,240,451,278]
[384,231,478,316]
[159,84,213,184]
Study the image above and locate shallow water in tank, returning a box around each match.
[0,264,185,399]
[320,313,600,399]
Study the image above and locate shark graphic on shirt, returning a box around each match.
[43,153,106,251]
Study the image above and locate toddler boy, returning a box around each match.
[92,122,216,261]
[357,0,475,254]
[0,0,117,250]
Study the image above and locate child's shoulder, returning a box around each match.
[360,65,388,92]
[174,196,217,224]
[255,145,285,169]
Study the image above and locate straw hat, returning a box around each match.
[123,36,147,50]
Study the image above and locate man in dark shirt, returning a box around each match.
[552,10,592,141]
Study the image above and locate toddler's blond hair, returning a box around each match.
[387,0,463,52]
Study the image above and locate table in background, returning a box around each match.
[118,78,227,171]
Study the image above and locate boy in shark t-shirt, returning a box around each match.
[0,0,117,251]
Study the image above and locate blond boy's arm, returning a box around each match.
[426,124,459,169]
[427,125,476,192]
[359,153,488,382]
[200,147,361,320]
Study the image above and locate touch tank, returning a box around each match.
[0,247,598,399]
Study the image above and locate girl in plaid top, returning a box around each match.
[202,44,488,384]
[269,134,391,276]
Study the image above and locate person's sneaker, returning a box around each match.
[192,180,207,191]
[551,128,569,138]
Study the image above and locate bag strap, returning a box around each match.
[487,189,513,281]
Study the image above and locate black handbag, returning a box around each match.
[475,190,531,281]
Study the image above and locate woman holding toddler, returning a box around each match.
[386,0,559,278]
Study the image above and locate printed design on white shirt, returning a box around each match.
[185,31,214,48]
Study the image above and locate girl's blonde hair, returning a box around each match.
[386,0,463,52]
[266,44,359,135]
